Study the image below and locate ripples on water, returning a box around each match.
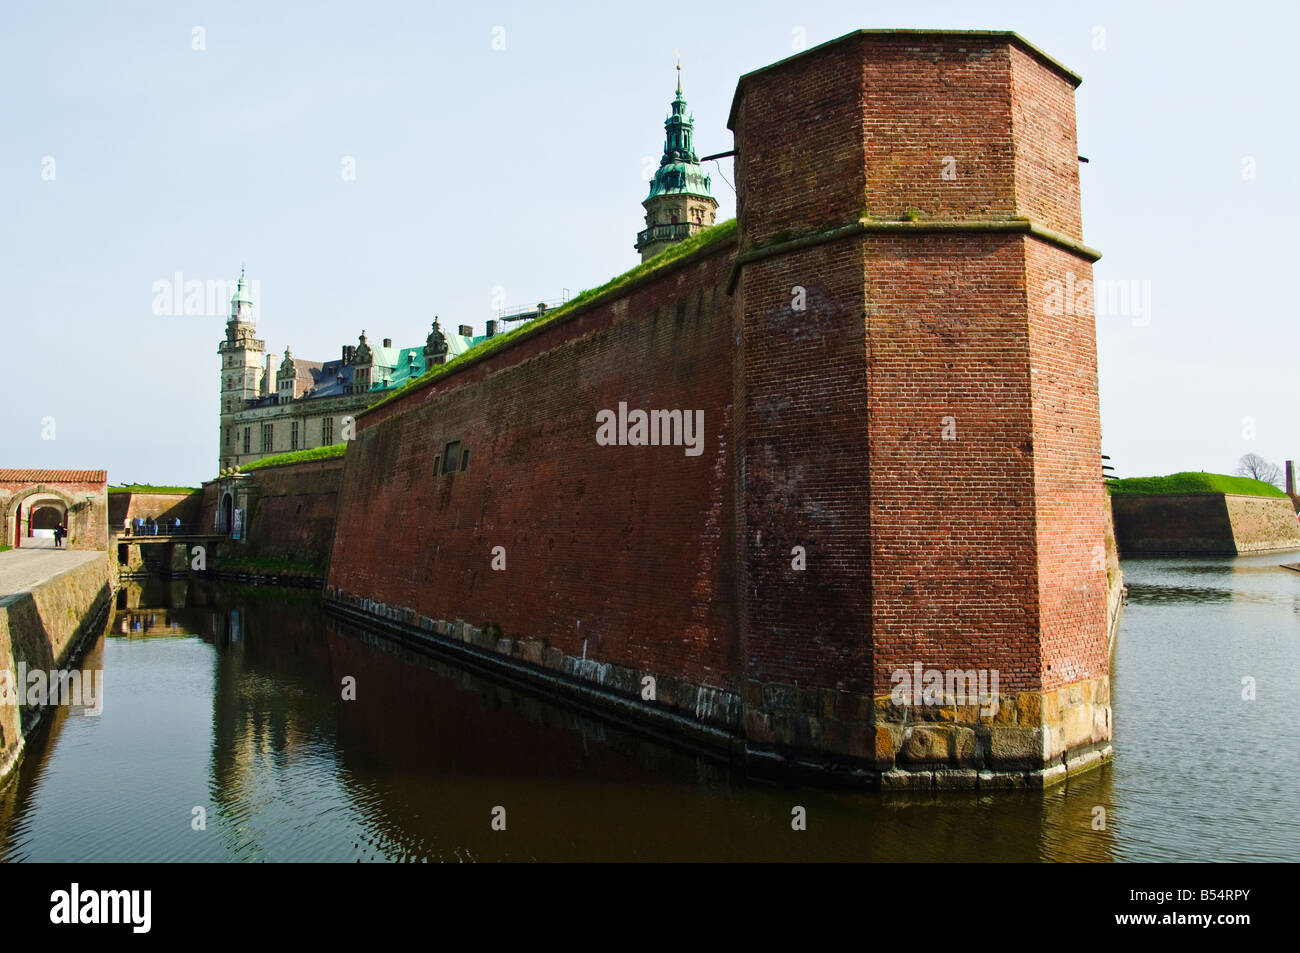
[2,556,1297,862]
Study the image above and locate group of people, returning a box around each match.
[125,516,183,536]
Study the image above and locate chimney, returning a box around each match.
[486,320,497,337]
[1287,460,1296,497]
[264,354,274,396]
[383,337,391,348]
[342,344,355,364]
[459,324,473,337]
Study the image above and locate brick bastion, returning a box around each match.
[324,30,1117,789]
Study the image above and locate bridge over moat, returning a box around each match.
[115,531,227,575]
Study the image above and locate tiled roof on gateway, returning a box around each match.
[0,469,108,484]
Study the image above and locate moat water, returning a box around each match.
[2,553,1298,862]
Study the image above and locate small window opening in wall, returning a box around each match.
[460,448,470,472]
[432,454,441,477]
[442,441,461,475]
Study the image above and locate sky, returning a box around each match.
[2,0,1297,488]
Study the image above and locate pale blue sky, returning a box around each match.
[2,0,1297,488]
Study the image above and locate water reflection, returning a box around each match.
[3,555,1298,861]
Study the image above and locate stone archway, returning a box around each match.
[220,492,234,534]
[5,487,76,548]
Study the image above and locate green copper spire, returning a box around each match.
[231,267,253,306]
[646,65,714,201]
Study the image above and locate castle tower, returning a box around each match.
[217,269,265,470]
[635,64,718,261]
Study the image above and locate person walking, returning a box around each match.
[53,522,64,548]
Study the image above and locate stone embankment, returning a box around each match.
[0,549,114,785]
[1112,493,1300,556]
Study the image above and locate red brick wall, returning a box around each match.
[329,248,740,689]
[730,32,1106,706]
[729,39,866,244]
[328,31,1109,774]
[1024,241,1108,689]
[731,239,874,694]
[1009,45,1083,239]
[860,234,1041,694]
[243,458,345,567]
[860,36,1018,222]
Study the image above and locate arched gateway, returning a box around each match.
[0,469,109,550]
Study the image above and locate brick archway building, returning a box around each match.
[0,470,109,550]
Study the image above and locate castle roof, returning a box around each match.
[285,358,323,380]
[236,319,508,410]
[231,270,254,306]
[0,469,107,484]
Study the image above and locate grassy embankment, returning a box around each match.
[108,485,199,494]
[1107,472,1286,498]
[238,443,347,472]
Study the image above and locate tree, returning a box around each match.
[1236,453,1282,486]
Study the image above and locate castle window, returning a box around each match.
[432,454,441,477]
[291,421,299,450]
[322,417,334,444]
[261,423,273,452]
[243,428,250,454]
[441,441,461,475]
[460,448,470,472]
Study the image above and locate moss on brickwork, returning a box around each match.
[1109,472,1286,499]
[218,553,326,575]
[363,218,739,416]
[239,443,347,472]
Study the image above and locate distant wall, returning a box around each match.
[108,491,202,532]
[1112,493,1300,556]
[197,459,345,570]
[1225,494,1300,553]
[240,459,344,567]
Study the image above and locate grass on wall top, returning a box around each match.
[1108,472,1287,498]
[238,443,347,472]
[363,218,739,417]
[108,485,199,495]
